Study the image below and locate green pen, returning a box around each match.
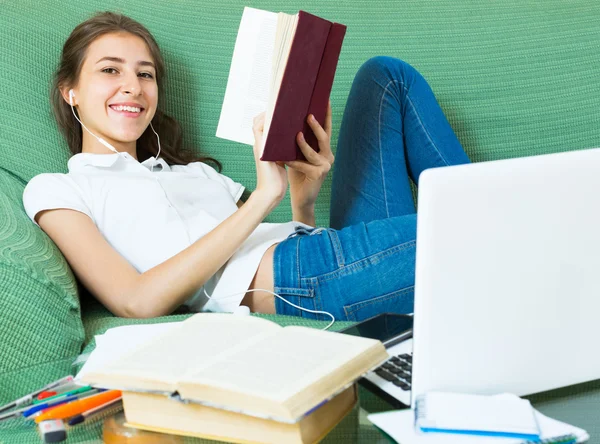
[32,386,93,405]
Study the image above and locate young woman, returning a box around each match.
[23,11,470,323]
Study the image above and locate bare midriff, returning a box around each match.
[241,243,279,313]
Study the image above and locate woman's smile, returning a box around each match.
[108,103,146,118]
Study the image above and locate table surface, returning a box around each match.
[326,380,600,444]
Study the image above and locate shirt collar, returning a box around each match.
[68,152,170,173]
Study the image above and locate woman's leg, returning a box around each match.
[273,216,417,322]
[273,57,470,322]
[330,56,470,229]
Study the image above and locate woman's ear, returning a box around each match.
[60,86,74,105]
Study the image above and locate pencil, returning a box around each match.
[34,390,121,423]
[67,397,123,426]
[0,376,74,414]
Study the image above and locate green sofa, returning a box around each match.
[1,0,600,442]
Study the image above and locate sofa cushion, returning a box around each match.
[0,168,84,403]
[2,1,599,227]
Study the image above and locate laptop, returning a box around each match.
[411,146,600,406]
[351,147,600,408]
[340,314,414,407]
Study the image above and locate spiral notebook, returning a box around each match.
[414,391,540,439]
[367,393,589,444]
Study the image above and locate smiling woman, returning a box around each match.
[50,12,220,169]
[24,10,471,323]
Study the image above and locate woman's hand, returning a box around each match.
[252,112,288,204]
[286,100,335,213]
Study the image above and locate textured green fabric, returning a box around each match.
[1,0,600,442]
[0,169,84,401]
[2,1,599,223]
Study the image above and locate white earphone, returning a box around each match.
[203,287,335,330]
[68,89,161,171]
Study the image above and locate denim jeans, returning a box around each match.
[272,56,471,322]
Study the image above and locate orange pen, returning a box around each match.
[34,390,121,423]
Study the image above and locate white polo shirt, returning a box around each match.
[22,152,311,313]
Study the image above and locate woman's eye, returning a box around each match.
[101,68,154,79]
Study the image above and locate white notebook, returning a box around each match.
[368,393,589,444]
[414,391,539,439]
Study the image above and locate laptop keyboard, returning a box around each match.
[373,353,412,391]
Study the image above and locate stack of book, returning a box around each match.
[78,313,388,443]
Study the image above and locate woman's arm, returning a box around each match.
[36,113,286,319]
[37,190,278,319]
[292,205,316,227]
[130,191,277,317]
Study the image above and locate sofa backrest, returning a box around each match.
[1,1,599,226]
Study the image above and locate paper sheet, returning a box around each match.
[75,322,183,381]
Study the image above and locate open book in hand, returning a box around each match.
[216,7,347,161]
[78,313,387,443]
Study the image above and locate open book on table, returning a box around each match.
[78,313,388,423]
[216,7,347,161]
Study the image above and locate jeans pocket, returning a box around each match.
[272,285,320,318]
[343,286,414,322]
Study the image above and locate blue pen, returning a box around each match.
[23,388,105,419]
[22,395,79,418]
[0,375,74,414]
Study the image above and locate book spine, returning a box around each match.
[261,11,332,162]
[302,23,347,161]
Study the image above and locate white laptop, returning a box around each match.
[408,147,600,407]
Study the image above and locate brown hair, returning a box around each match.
[50,11,222,170]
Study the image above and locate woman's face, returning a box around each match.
[64,32,158,153]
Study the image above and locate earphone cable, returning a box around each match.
[203,287,335,331]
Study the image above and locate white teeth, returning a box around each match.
[111,105,141,113]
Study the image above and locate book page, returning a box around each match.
[216,7,278,146]
[178,326,385,414]
[83,314,280,389]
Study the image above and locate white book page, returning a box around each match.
[80,314,280,386]
[216,7,278,146]
[180,326,380,401]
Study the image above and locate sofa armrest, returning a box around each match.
[0,168,85,403]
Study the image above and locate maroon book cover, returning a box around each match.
[260,11,347,162]
[303,23,346,161]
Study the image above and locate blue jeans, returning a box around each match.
[273,56,470,322]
